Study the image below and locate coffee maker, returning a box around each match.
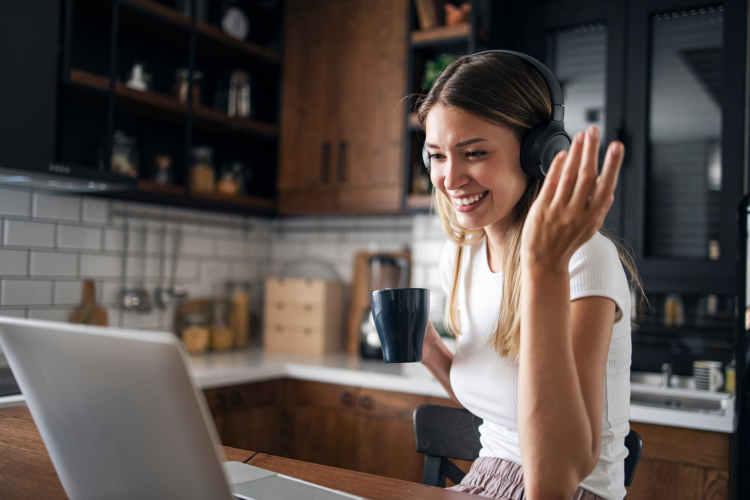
[359,255,409,358]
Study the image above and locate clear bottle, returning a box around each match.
[111,130,139,178]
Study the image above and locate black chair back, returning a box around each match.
[414,404,643,489]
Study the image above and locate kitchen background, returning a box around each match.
[0,186,445,334]
[0,0,748,498]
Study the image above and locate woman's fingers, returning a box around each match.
[550,131,584,208]
[536,149,567,205]
[590,141,624,213]
[569,126,600,210]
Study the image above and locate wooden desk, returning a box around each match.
[0,406,472,499]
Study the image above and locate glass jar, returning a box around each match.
[210,300,234,351]
[111,130,139,178]
[173,68,203,105]
[181,313,210,354]
[216,170,238,196]
[189,146,215,194]
[152,155,173,185]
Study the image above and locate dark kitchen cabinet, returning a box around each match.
[203,380,284,457]
[0,0,282,214]
[278,0,408,214]
[515,0,747,294]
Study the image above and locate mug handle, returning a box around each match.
[710,367,725,391]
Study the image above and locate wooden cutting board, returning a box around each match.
[345,250,411,354]
[71,280,108,326]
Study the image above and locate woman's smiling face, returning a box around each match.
[425,104,530,231]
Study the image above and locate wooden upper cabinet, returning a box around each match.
[278,0,408,214]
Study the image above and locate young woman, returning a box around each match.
[418,52,638,500]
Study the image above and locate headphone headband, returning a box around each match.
[473,50,565,122]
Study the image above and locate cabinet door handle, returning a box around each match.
[276,301,285,310]
[340,391,354,407]
[216,393,227,411]
[230,390,243,407]
[337,141,347,182]
[320,142,331,183]
[358,395,373,410]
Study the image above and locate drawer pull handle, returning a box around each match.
[275,325,284,333]
[358,396,373,410]
[303,327,312,335]
[304,304,313,311]
[340,391,354,406]
[277,302,285,310]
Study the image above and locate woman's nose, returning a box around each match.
[442,158,469,191]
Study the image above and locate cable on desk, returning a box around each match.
[243,451,270,463]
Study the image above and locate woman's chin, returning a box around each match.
[455,211,487,231]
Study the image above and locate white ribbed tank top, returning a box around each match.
[442,232,632,500]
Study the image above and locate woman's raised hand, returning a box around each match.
[521,126,624,273]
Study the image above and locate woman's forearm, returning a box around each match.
[421,325,460,404]
[518,265,596,499]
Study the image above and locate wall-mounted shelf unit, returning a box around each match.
[0,0,282,215]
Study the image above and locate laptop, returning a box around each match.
[0,317,366,500]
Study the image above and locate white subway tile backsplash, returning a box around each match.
[201,261,230,279]
[54,280,85,305]
[81,255,121,277]
[122,311,160,330]
[0,249,28,275]
[306,243,339,261]
[245,240,269,259]
[30,252,78,277]
[182,235,214,256]
[57,225,102,250]
[412,241,445,265]
[104,229,125,251]
[1,280,53,306]
[175,259,198,279]
[33,193,80,221]
[0,188,31,216]
[0,309,26,318]
[3,220,55,247]
[271,242,303,261]
[100,282,122,306]
[28,308,71,322]
[82,198,109,223]
[230,263,256,280]
[216,239,245,258]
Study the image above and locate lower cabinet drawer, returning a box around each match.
[264,323,329,355]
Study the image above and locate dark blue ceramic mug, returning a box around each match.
[370,288,430,363]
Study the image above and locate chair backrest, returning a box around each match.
[414,404,643,489]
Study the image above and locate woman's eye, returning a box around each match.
[429,153,445,160]
[466,150,486,158]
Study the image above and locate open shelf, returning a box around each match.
[190,191,275,210]
[138,179,184,195]
[67,68,277,138]
[120,0,191,29]
[411,24,470,47]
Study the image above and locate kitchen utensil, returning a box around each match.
[154,225,171,310]
[132,225,152,313]
[168,228,188,302]
[370,288,430,363]
[71,280,108,326]
[359,253,410,358]
[120,223,142,312]
[694,360,724,392]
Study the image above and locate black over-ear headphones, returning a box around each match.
[422,50,571,180]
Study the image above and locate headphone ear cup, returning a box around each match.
[520,126,548,179]
[422,146,431,172]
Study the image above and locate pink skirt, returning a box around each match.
[449,457,604,500]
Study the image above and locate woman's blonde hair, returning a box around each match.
[417,52,643,361]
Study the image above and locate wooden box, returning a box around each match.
[263,278,344,355]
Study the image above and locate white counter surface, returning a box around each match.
[0,348,736,433]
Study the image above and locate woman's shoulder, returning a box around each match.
[569,231,622,272]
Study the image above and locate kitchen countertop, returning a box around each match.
[1,347,736,433]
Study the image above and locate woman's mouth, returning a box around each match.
[453,191,488,212]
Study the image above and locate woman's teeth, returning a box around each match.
[458,192,486,206]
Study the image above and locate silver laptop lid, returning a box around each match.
[0,317,233,500]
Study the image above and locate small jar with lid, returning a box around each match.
[189,146,215,194]
[111,130,139,178]
[181,313,210,354]
[173,68,203,105]
[210,300,234,351]
[152,155,173,185]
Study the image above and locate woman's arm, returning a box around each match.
[421,320,461,404]
[518,127,624,500]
